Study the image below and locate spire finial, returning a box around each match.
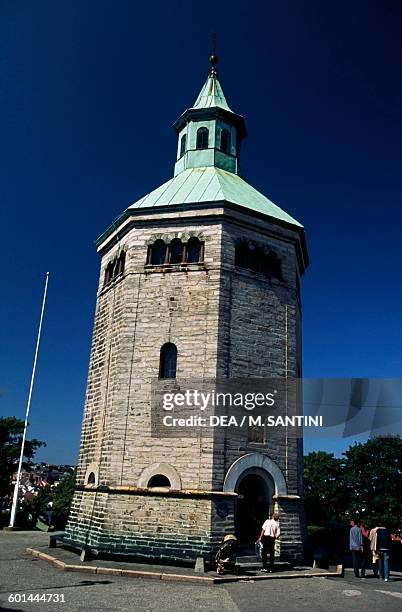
[209,31,218,77]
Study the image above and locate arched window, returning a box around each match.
[104,252,125,286]
[104,261,114,285]
[169,238,183,264]
[186,237,203,263]
[180,134,187,157]
[220,129,231,154]
[115,251,126,276]
[151,240,167,265]
[196,127,209,150]
[235,241,282,280]
[147,474,171,488]
[264,252,282,280]
[235,243,252,270]
[87,472,96,485]
[159,343,177,379]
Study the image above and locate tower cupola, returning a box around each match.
[173,55,247,177]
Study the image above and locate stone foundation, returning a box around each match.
[64,488,236,564]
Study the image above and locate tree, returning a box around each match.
[0,417,46,498]
[304,436,402,532]
[303,451,348,526]
[343,435,402,531]
[52,469,76,529]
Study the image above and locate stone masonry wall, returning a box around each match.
[64,490,235,563]
[66,207,306,562]
[75,217,223,491]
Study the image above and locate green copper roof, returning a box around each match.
[191,73,233,113]
[127,166,303,228]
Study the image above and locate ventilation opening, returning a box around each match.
[87,472,96,485]
[147,474,171,488]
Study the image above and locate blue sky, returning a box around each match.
[1,1,402,464]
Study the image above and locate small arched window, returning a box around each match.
[104,251,126,286]
[151,240,167,265]
[104,261,114,285]
[159,343,177,379]
[235,241,282,280]
[220,129,231,154]
[264,252,282,280]
[87,472,96,485]
[147,474,171,488]
[235,243,252,270]
[180,134,187,157]
[115,251,126,276]
[186,237,203,263]
[196,127,209,150]
[169,238,183,264]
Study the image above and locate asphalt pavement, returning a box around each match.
[1,531,401,612]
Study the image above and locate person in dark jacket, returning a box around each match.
[375,526,392,581]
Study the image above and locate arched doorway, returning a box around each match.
[234,468,274,545]
[224,453,288,552]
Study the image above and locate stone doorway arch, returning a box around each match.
[223,453,288,546]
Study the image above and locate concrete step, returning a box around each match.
[237,556,292,570]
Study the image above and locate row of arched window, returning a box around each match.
[235,242,282,280]
[104,251,126,285]
[179,128,231,157]
[103,241,282,285]
[86,470,171,488]
[146,237,204,266]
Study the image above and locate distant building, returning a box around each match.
[65,55,309,564]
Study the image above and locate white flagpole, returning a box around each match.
[9,272,50,529]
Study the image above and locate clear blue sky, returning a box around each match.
[1,1,402,464]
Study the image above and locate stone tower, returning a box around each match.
[64,56,309,564]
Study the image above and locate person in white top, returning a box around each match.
[257,512,280,572]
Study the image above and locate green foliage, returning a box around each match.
[52,469,76,529]
[303,451,347,525]
[31,486,53,515]
[0,417,46,497]
[304,436,402,531]
[343,436,402,531]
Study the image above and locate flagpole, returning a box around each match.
[9,272,50,529]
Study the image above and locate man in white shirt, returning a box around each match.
[258,512,280,572]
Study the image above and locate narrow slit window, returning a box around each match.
[180,134,187,157]
[220,129,231,154]
[159,343,177,379]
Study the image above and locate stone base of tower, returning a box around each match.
[274,495,306,563]
[63,488,237,566]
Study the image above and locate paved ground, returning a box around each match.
[1,532,402,612]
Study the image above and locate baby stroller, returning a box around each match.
[215,534,241,575]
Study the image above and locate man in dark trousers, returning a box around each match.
[257,512,280,573]
[375,525,392,581]
[349,519,363,577]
